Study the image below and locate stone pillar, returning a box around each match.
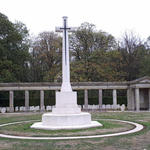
[135,88,140,111]
[84,89,88,109]
[9,91,14,112]
[127,88,130,110]
[25,90,29,111]
[98,89,102,109]
[148,89,150,111]
[127,88,135,110]
[113,89,117,109]
[131,89,135,110]
[40,90,45,111]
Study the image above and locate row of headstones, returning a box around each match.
[0,104,126,113]
[83,104,125,111]
[0,106,54,113]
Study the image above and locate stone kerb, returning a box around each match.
[0,119,144,140]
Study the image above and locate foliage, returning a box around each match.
[138,52,150,77]
[1,12,150,83]
[0,12,30,82]
[118,32,147,80]
[70,22,123,82]
[30,32,62,82]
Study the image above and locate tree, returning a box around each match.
[31,32,62,82]
[118,31,147,81]
[139,37,150,76]
[91,50,127,81]
[70,22,117,81]
[0,12,30,82]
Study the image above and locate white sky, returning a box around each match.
[0,0,150,40]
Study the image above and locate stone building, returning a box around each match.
[128,76,150,111]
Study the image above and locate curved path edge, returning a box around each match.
[0,119,144,140]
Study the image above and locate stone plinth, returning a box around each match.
[31,91,102,130]
[42,112,90,126]
[52,91,81,114]
[31,112,101,130]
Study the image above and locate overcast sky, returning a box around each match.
[0,0,150,40]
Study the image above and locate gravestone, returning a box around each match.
[46,106,52,111]
[1,107,6,113]
[121,104,125,111]
[102,104,106,109]
[15,106,19,112]
[30,106,35,111]
[31,17,102,130]
[35,106,40,111]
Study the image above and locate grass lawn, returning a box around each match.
[0,111,150,150]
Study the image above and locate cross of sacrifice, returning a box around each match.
[55,16,76,92]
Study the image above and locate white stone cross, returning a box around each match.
[30,17,101,130]
[56,16,76,92]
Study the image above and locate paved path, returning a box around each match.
[0,119,144,140]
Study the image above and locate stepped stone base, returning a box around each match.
[31,112,102,130]
[31,91,102,130]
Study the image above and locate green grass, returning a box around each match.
[0,111,150,150]
[0,119,132,137]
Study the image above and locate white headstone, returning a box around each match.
[46,106,52,111]
[121,104,125,111]
[35,106,40,111]
[30,106,35,111]
[117,104,120,109]
[1,107,6,113]
[15,106,19,112]
[20,106,24,112]
[106,104,111,109]
[102,104,106,109]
